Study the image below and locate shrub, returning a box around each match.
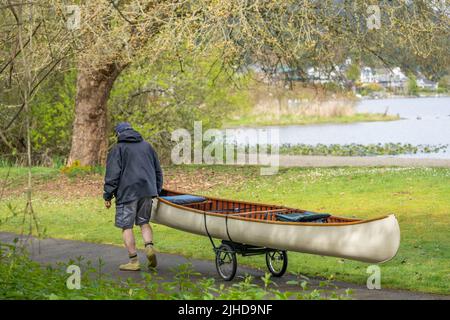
[359,83,384,96]
[407,74,419,96]
[60,161,104,178]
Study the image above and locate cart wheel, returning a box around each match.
[266,250,288,277]
[215,243,237,281]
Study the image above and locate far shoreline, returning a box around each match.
[359,94,450,100]
[223,113,400,129]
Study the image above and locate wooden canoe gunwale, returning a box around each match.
[158,189,390,227]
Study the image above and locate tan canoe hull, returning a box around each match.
[151,199,400,263]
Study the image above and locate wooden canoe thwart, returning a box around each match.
[151,189,400,264]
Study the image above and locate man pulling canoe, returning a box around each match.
[103,122,163,271]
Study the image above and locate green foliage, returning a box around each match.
[109,52,251,162]
[278,143,448,157]
[194,142,446,163]
[0,69,76,164]
[438,76,450,92]
[346,63,361,83]
[224,112,398,128]
[358,83,385,96]
[208,143,447,163]
[407,74,419,96]
[30,70,76,157]
[60,161,104,178]
[0,246,350,300]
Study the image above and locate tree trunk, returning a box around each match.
[68,63,122,166]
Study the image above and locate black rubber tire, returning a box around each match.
[266,250,288,277]
[215,243,237,281]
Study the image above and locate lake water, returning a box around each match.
[229,97,450,159]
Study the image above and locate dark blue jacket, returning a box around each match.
[103,129,163,204]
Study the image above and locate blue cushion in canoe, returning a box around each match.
[159,195,207,205]
[276,211,331,223]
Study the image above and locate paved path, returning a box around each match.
[277,155,450,167]
[1,232,448,300]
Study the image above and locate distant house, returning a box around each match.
[359,66,439,92]
[416,78,438,90]
[373,67,408,89]
[251,62,438,92]
[306,66,341,84]
[360,67,375,83]
[279,66,305,82]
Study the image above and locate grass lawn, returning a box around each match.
[0,166,59,189]
[1,165,449,294]
[223,113,400,128]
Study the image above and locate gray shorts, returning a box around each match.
[115,197,152,229]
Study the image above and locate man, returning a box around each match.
[104,122,163,271]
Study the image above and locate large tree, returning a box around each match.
[2,0,449,165]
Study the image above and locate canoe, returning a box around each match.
[150,189,400,263]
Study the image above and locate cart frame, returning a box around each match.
[202,211,288,281]
[211,239,288,281]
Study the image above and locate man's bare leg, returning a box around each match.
[122,228,137,254]
[140,223,153,244]
[140,223,157,268]
[119,228,140,271]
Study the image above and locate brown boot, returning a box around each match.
[145,245,157,268]
[120,253,140,271]
[119,260,140,271]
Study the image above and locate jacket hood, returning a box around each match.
[118,129,143,143]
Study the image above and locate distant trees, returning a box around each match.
[407,74,419,96]
[346,63,361,84]
[108,52,251,161]
[0,1,75,161]
[438,76,450,92]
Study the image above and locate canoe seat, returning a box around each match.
[159,195,207,205]
[276,212,331,223]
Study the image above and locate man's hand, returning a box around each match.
[105,200,112,209]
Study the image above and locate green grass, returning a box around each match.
[0,166,59,190]
[223,113,400,128]
[1,165,449,294]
